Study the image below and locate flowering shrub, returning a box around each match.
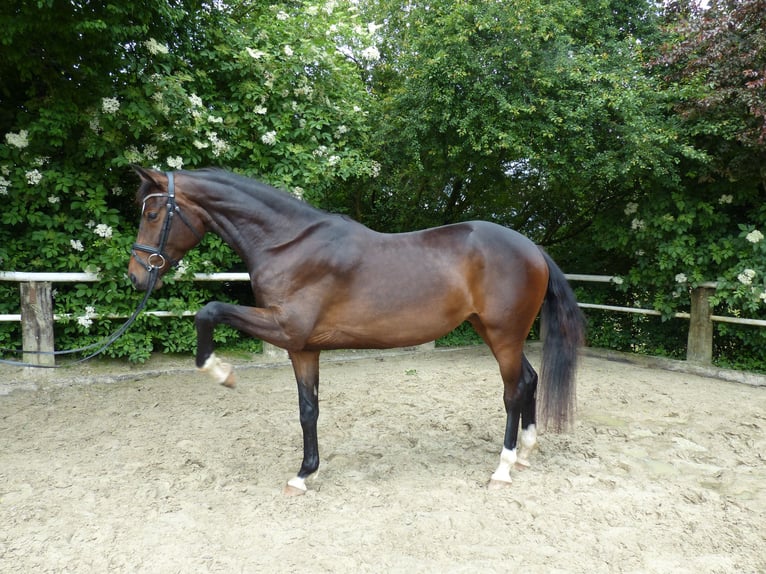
[0,1,381,361]
[596,189,766,370]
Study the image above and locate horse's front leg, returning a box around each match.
[195,301,298,387]
[283,351,321,496]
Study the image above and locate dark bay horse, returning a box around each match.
[128,167,585,495]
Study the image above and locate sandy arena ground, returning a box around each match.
[1,345,765,573]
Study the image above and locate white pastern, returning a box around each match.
[518,424,538,468]
[490,447,517,484]
[198,353,233,384]
[287,476,307,492]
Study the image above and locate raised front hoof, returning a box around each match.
[220,372,236,388]
[487,478,513,491]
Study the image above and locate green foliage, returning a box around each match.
[2,0,766,373]
[359,0,680,243]
[435,321,483,348]
[0,0,379,361]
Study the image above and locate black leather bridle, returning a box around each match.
[131,171,203,273]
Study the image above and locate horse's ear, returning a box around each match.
[131,165,161,186]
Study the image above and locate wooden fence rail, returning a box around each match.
[1,271,765,367]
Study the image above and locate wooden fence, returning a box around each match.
[2,271,765,367]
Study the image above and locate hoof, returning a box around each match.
[283,484,307,496]
[283,476,307,496]
[220,372,236,388]
[487,478,513,490]
[515,458,531,470]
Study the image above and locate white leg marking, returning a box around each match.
[518,424,538,468]
[490,447,517,484]
[287,476,307,492]
[198,353,233,385]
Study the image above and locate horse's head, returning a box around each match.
[128,166,205,291]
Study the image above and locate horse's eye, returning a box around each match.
[147,212,159,221]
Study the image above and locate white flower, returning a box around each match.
[94,224,113,239]
[193,140,209,149]
[328,155,340,166]
[70,239,84,252]
[166,156,184,170]
[48,195,60,204]
[77,306,96,329]
[102,97,120,114]
[253,105,268,115]
[675,273,687,284]
[284,45,294,57]
[361,46,381,61]
[143,144,158,161]
[144,38,169,55]
[246,47,265,59]
[718,194,733,205]
[207,115,224,124]
[745,229,764,244]
[611,276,624,285]
[370,160,381,178]
[760,291,766,303]
[26,169,43,185]
[261,131,277,145]
[737,269,756,285]
[630,218,645,231]
[368,22,383,35]
[624,202,638,215]
[173,259,189,278]
[5,130,29,149]
[0,175,10,195]
[208,132,229,157]
[292,187,304,200]
[188,94,203,108]
[276,10,288,20]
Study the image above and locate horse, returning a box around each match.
[127,166,585,495]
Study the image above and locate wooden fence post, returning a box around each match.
[20,281,55,366]
[687,285,715,365]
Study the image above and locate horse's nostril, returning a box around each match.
[129,273,138,287]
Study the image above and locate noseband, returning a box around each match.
[131,172,203,272]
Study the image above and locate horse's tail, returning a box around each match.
[537,249,585,432]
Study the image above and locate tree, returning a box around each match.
[587,0,766,369]
[358,0,681,246]
[0,0,379,360]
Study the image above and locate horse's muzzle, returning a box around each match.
[128,269,163,292]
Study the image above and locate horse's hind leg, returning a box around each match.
[517,354,539,468]
[283,350,321,496]
[487,344,528,489]
[486,348,540,488]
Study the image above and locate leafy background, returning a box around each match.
[1,0,765,370]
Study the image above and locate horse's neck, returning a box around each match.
[194,180,319,267]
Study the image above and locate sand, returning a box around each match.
[1,346,764,573]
